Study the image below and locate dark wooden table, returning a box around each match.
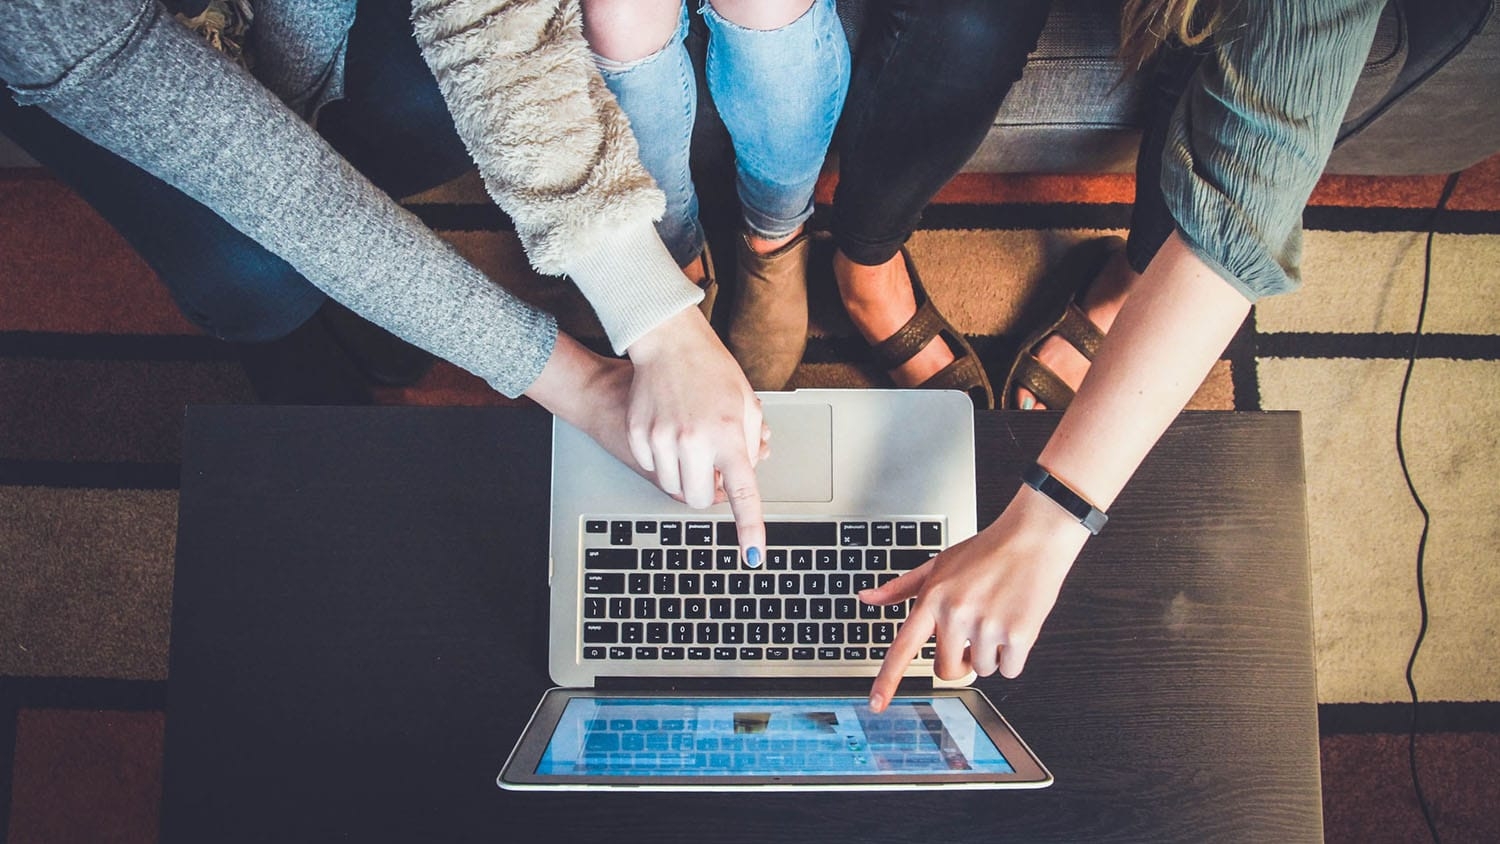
[164,405,1320,843]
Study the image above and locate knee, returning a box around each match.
[583,0,684,63]
[164,247,325,343]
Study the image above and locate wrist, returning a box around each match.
[625,306,714,366]
[1021,461,1108,535]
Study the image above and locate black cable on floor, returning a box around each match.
[1396,170,1461,844]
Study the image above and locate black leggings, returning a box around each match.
[831,0,1052,266]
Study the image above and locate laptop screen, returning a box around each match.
[535,695,1014,777]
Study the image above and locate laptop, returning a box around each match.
[499,389,1052,790]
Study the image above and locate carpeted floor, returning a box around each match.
[2,155,1498,842]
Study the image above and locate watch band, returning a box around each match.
[1021,462,1108,535]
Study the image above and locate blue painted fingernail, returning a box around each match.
[1019,396,1035,410]
[745,547,763,569]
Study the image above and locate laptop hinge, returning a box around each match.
[594,676,937,694]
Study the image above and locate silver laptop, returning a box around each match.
[500,389,1051,790]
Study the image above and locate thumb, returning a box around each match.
[859,565,931,605]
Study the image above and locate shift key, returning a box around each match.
[890,549,939,570]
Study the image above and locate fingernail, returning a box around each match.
[745,546,763,569]
[1019,396,1035,410]
[868,693,883,711]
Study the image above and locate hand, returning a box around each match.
[861,486,1091,712]
[624,307,768,564]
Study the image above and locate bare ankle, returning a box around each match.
[745,225,803,257]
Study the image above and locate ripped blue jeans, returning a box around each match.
[594,0,850,268]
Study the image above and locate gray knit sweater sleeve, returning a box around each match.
[0,0,555,398]
[1160,0,1383,300]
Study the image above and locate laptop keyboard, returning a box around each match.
[579,518,942,664]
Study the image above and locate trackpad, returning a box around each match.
[757,402,832,503]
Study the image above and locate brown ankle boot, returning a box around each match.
[726,230,810,390]
[693,240,719,322]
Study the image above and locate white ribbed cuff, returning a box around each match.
[562,220,704,354]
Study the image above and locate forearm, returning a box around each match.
[411,0,700,354]
[1,0,556,397]
[1035,232,1251,512]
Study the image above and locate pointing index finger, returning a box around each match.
[868,605,933,713]
[718,451,765,569]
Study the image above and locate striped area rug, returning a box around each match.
[2,157,1498,841]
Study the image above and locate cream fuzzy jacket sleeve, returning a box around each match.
[411,0,701,353]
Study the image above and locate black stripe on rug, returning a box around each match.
[1257,332,1500,360]
[0,689,15,844]
[0,460,180,490]
[0,333,231,361]
[1320,701,1500,735]
[0,678,168,712]
[409,201,1500,236]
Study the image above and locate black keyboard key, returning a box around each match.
[692,549,714,570]
[723,623,743,644]
[697,623,719,644]
[652,573,675,594]
[840,522,869,546]
[583,622,618,643]
[772,623,794,644]
[829,574,852,595]
[679,573,701,595]
[871,522,894,546]
[866,549,888,570]
[891,549,938,570]
[885,602,908,619]
[629,573,651,595]
[766,549,788,570]
[716,521,738,547]
[667,549,688,569]
[835,598,857,619]
[767,647,790,660]
[641,548,664,570]
[818,647,841,661]
[854,573,877,592]
[608,597,631,618]
[660,598,682,619]
[784,598,807,619]
[870,646,888,659]
[873,623,895,644]
[709,598,731,619]
[609,646,632,660]
[848,624,869,644]
[790,549,813,570]
[815,549,837,570]
[610,520,632,546]
[822,622,843,644]
[734,598,757,618]
[622,622,644,643]
[714,647,737,660]
[740,647,763,660]
[703,573,726,594]
[753,574,775,595]
[896,522,919,546]
[715,549,738,570]
[685,521,714,545]
[662,647,685,659]
[921,646,937,660]
[765,521,837,547]
[636,646,659,659]
[585,548,638,570]
[584,646,606,659]
[759,598,782,620]
[584,573,625,594]
[860,601,885,622]
[688,647,711,660]
[810,599,832,619]
[778,574,800,594]
[585,520,608,534]
[729,574,751,595]
[685,598,707,619]
[840,549,863,570]
[805,574,826,595]
[584,598,605,618]
[797,622,819,644]
[647,623,669,643]
[659,521,682,545]
[845,647,868,660]
[748,623,769,645]
[793,647,816,660]
[921,521,943,546]
[636,520,657,534]
[671,622,693,644]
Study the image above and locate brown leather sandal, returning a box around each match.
[1001,236,1123,410]
[866,247,995,410]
